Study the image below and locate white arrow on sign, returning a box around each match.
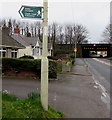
[19,6,24,18]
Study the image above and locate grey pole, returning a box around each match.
[41,0,48,111]
[75,41,77,58]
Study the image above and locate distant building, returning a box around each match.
[0,25,25,58]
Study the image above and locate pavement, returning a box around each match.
[3,58,110,118]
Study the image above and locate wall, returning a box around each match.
[18,46,32,58]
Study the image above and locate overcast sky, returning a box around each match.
[0,0,111,42]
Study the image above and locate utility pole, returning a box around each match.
[75,40,77,58]
[41,0,48,111]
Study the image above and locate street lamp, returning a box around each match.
[74,39,78,58]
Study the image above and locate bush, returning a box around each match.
[1,58,57,79]
[49,60,57,78]
[48,56,62,60]
[19,55,34,59]
[69,54,75,64]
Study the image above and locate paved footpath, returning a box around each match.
[3,58,110,118]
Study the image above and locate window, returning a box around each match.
[32,47,39,56]
[32,48,35,56]
[48,49,51,56]
[0,48,6,57]
[11,49,17,58]
[40,48,42,56]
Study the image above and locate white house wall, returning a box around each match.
[18,46,32,58]
[17,46,52,59]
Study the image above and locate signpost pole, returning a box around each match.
[75,41,77,58]
[41,0,48,111]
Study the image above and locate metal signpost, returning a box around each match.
[19,0,49,111]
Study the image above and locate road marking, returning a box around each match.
[94,80,110,110]
[53,95,57,101]
[92,58,112,66]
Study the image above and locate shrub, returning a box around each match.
[1,58,57,79]
[2,58,40,73]
[69,53,75,64]
[49,60,57,78]
[19,55,34,59]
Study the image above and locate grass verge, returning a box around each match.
[2,92,64,119]
[107,57,112,60]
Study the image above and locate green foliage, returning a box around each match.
[1,58,57,78]
[69,54,75,64]
[2,92,63,119]
[2,92,17,102]
[49,60,57,78]
[107,57,112,60]
[2,58,41,72]
[27,92,40,99]
[70,54,75,59]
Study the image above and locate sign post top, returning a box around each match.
[19,5,43,19]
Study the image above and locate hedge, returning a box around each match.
[1,58,57,79]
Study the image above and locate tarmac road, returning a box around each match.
[2,58,110,118]
[84,58,110,95]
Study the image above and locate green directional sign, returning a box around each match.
[19,5,42,18]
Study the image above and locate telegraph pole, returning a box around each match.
[75,41,77,58]
[41,0,48,111]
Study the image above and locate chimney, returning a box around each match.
[2,24,10,35]
[27,32,31,37]
[14,25,20,34]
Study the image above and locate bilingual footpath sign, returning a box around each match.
[19,5,42,19]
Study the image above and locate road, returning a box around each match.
[84,58,110,95]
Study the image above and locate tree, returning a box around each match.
[35,22,42,40]
[57,25,64,44]
[50,23,58,47]
[64,25,73,46]
[102,24,112,43]
[73,24,88,44]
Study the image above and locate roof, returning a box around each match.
[0,29,25,49]
[12,34,52,49]
[12,34,42,47]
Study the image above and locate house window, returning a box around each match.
[32,48,35,56]
[32,47,39,56]
[48,49,51,56]
[40,48,42,56]
[11,49,17,58]
[0,48,6,57]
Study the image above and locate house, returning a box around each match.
[0,25,25,58]
[11,26,53,59]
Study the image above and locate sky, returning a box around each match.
[0,0,111,42]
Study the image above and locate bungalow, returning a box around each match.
[0,26,25,58]
[11,26,53,59]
